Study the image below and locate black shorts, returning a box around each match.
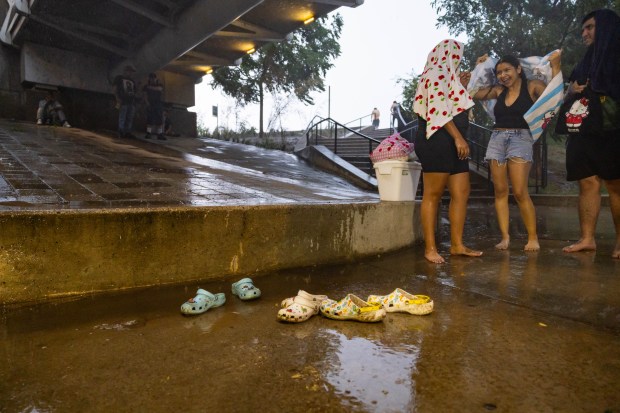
[414,114,470,174]
[565,130,620,181]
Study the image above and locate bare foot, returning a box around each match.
[524,239,540,252]
[563,239,596,253]
[450,246,483,257]
[425,249,445,264]
[613,243,620,259]
[495,238,510,250]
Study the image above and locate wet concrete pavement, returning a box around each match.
[1,120,619,412]
[1,203,619,412]
[0,119,378,211]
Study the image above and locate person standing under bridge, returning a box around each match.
[413,39,483,264]
[113,65,138,139]
[143,72,166,140]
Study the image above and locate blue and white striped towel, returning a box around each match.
[523,72,564,141]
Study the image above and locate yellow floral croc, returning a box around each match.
[367,288,433,315]
[319,294,386,322]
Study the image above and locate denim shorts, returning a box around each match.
[485,129,534,164]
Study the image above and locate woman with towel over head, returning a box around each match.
[413,39,483,264]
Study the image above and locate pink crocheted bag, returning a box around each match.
[370,133,414,163]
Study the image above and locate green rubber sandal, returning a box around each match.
[231,278,261,300]
[180,289,226,315]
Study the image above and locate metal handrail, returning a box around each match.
[305,118,547,192]
[342,114,370,131]
[306,117,382,159]
[304,114,326,136]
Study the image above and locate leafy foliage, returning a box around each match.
[431,0,619,73]
[210,15,343,136]
[396,71,420,117]
[415,0,620,137]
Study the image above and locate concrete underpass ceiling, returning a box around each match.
[2,0,363,82]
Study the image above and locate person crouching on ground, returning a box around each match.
[413,39,483,264]
[472,52,561,251]
[36,91,71,128]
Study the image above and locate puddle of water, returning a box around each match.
[320,328,420,412]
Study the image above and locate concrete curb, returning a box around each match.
[0,202,421,306]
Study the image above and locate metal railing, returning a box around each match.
[306,117,382,157]
[342,113,373,132]
[304,117,547,193]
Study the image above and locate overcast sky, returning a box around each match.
[192,0,467,133]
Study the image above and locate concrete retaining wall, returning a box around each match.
[0,202,420,306]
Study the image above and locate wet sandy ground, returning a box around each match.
[1,204,619,413]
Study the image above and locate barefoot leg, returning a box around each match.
[425,248,446,264]
[604,178,620,259]
[508,159,539,252]
[563,176,600,253]
[420,172,449,264]
[450,246,483,257]
[495,239,510,250]
[524,240,540,251]
[490,160,511,250]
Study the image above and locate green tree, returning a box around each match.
[431,0,618,74]
[422,0,619,132]
[396,71,420,118]
[210,15,343,138]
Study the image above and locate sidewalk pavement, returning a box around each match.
[0,119,378,211]
[1,120,619,412]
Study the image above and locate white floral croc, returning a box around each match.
[280,290,328,309]
[367,288,434,315]
[319,294,386,322]
[180,289,226,315]
[277,294,321,323]
[231,278,261,300]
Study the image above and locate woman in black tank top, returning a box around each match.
[470,53,562,252]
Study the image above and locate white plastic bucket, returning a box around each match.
[373,160,422,201]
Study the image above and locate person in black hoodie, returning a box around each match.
[143,73,165,140]
[562,9,620,258]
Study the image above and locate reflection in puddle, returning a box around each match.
[321,328,419,412]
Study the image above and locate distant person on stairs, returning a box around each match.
[371,107,380,129]
[413,39,483,264]
[391,101,398,127]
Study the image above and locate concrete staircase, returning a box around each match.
[311,125,492,200]
[313,126,393,175]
